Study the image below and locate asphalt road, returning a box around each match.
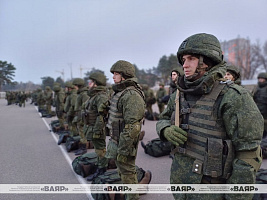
[0,99,266,200]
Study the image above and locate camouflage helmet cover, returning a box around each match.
[72,78,85,86]
[258,72,267,79]
[89,72,107,86]
[64,81,73,88]
[110,60,135,78]
[177,33,223,66]
[226,65,240,79]
[53,85,61,92]
[45,86,51,90]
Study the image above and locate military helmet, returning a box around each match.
[159,82,165,87]
[226,65,240,80]
[89,72,107,86]
[258,72,267,79]
[110,60,135,78]
[45,86,51,90]
[171,67,184,76]
[64,81,73,88]
[72,78,85,86]
[53,85,61,92]
[177,33,223,66]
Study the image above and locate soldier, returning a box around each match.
[44,86,53,115]
[53,84,65,132]
[67,83,78,137]
[169,67,184,95]
[36,88,46,112]
[142,84,156,119]
[82,72,109,181]
[104,60,146,200]
[156,82,166,113]
[253,72,267,138]
[224,65,241,85]
[156,33,263,200]
[72,78,89,156]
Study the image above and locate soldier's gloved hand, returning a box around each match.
[163,125,187,146]
[98,101,109,115]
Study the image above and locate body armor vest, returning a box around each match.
[254,85,267,118]
[172,81,233,178]
[107,86,144,142]
[83,95,98,126]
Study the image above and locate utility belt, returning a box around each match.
[171,138,234,180]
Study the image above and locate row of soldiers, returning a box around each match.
[29,61,151,200]
[5,91,30,107]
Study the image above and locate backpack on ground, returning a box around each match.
[65,136,81,152]
[72,152,98,177]
[141,138,172,157]
[50,120,60,132]
[91,166,146,200]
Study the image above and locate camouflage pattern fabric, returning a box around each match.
[156,86,166,113]
[157,62,263,200]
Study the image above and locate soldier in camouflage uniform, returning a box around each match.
[83,72,109,181]
[67,83,78,137]
[156,33,263,200]
[53,84,65,131]
[224,65,241,85]
[36,88,46,112]
[253,72,267,138]
[142,84,155,118]
[156,82,166,113]
[44,86,53,115]
[169,66,184,95]
[105,60,145,200]
[72,78,89,156]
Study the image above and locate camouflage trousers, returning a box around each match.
[92,138,108,168]
[106,139,139,200]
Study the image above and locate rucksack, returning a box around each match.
[72,152,98,177]
[65,136,81,152]
[253,169,267,200]
[142,138,172,157]
[91,166,146,200]
[50,120,60,132]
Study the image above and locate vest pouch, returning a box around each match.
[222,140,234,179]
[203,138,223,177]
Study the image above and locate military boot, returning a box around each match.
[75,144,87,156]
[138,170,152,195]
[87,167,106,181]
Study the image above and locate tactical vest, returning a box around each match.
[171,81,233,179]
[254,85,267,118]
[107,86,144,142]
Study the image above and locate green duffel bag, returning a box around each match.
[141,138,172,157]
[65,136,81,152]
[92,166,146,200]
[72,152,98,178]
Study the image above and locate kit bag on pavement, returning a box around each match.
[143,138,172,157]
[72,152,98,177]
[92,166,146,200]
[65,136,81,152]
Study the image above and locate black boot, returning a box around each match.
[58,133,69,145]
[87,167,106,181]
[75,144,87,155]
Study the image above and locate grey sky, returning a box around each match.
[1,0,267,84]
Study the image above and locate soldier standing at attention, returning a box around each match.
[53,84,65,132]
[44,86,53,115]
[156,82,166,113]
[105,60,145,200]
[156,33,263,200]
[73,78,89,156]
[82,72,109,181]
[253,72,267,138]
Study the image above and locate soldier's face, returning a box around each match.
[224,72,235,81]
[258,78,266,83]
[113,72,124,84]
[171,72,178,82]
[182,54,208,78]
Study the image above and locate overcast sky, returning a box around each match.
[1,0,267,84]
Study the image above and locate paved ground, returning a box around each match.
[0,99,266,200]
